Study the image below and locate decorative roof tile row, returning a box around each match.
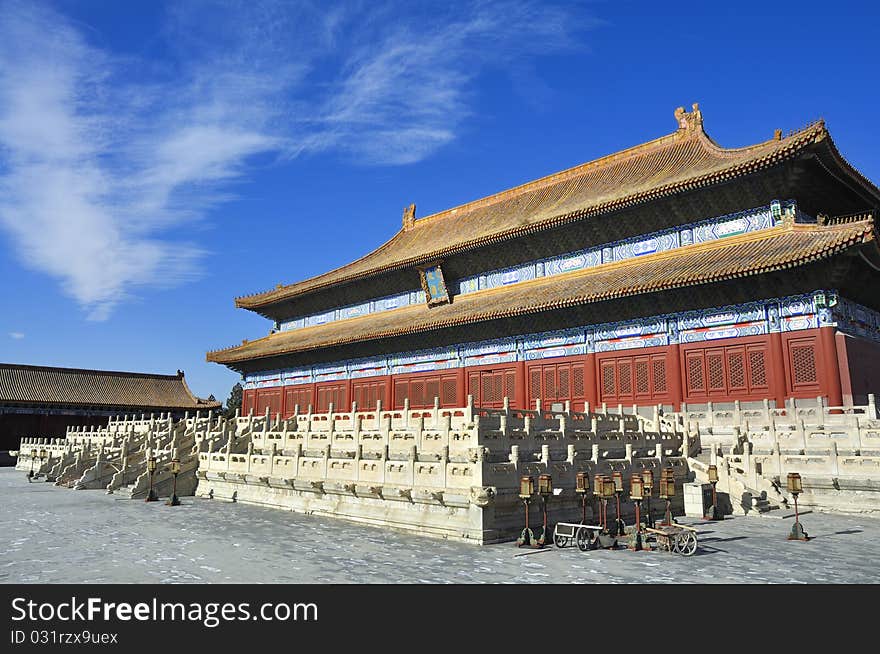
[208,219,877,365]
[236,105,877,310]
[0,365,220,410]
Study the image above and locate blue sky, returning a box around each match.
[1,0,878,404]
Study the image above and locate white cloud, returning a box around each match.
[0,0,591,319]
[9,332,25,339]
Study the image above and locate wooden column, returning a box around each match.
[769,332,788,409]
[584,353,598,410]
[514,361,526,411]
[818,327,843,408]
[456,368,466,407]
[384,374,394,410]
[835,332,853,407]
[667,344,683,412]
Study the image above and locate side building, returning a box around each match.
[208,105,880,418]
[0,364,220,456]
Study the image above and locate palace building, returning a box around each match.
[207,105,880,418]
[0,364,220,453]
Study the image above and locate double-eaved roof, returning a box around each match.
[0,364,220,411]
[209,218,879,367]
[209,104,880,371]
[234,104,879,311]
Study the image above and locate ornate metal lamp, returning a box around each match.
[659,471,675,526]
[611,471,626,536]
[629,474,644,550]
[593,475,605,529]
[536,474,553,547]
[27,447,37,481]
[600,476,615,533]
[575,471,589,525]
[165,457,181,506]
[516,475,535,547]
[705,464,722,520]
[145,456,159,502]
[786,472,809,541]
[642,469,654,528]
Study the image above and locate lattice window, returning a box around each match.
[469,374,480,403]
[707,353,725,390]
[441,377,457,405]
[652,358,667,393]
[482,373,503,405]
[543,369,557,401]
[635,359,650,395]
[558,367,570,399]
[748,349,767,388]
[426,379,440,406]
[529,369,541,403]
[687,354,704,393]
[601,363,615,397]
[316,388,328,412]
[504,371,516,403]
[572,365,585,398]
[728,351,746,390]
[619,361,632,395]
[791,344,817,385]
[411,380,426,407]
[285,387,312,414]
[394,381,408,408]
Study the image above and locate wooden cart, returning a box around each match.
[553,522,603,551]
[643,523,699,556]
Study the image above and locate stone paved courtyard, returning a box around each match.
[2,468,879,584]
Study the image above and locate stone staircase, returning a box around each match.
[687,445,787,515]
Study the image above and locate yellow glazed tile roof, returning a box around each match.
[209,218,877,365]
[0,365,221,410]
[236,104,876,310]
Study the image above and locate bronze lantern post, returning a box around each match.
[600,476,615,533]
[593,475,605,530]
[516,475,535,547]
[165,457,181,506]
[27,448,38,481]
[659,471,675,526]
[786,472,809,541]
[575,471,589,524]
[642,469,654,529]
[629,474,644,551]
[611,471,625,536]
[706,464,722,520]
[536,474,553,547]
[145,456,158,502]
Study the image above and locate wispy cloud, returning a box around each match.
[9,332,25,340]
[0,0,592,319]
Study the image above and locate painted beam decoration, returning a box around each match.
[241,289,880,388]
[275,201,807,334]
[419,262,450,307]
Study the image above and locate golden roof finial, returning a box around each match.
[675,103,703,132]
[402,203,416,231]
[774,128,782,141]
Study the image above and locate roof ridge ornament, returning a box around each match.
[402,203,416,231]
[674,102,703,133]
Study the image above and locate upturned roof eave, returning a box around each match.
[207,219,876,368]
[234,116,839,314]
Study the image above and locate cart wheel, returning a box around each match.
[576,527,593,551]
[675,531,698,557]
[554,533,568,548]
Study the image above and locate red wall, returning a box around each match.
[241,328,856,415]
[836,332,880,406]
